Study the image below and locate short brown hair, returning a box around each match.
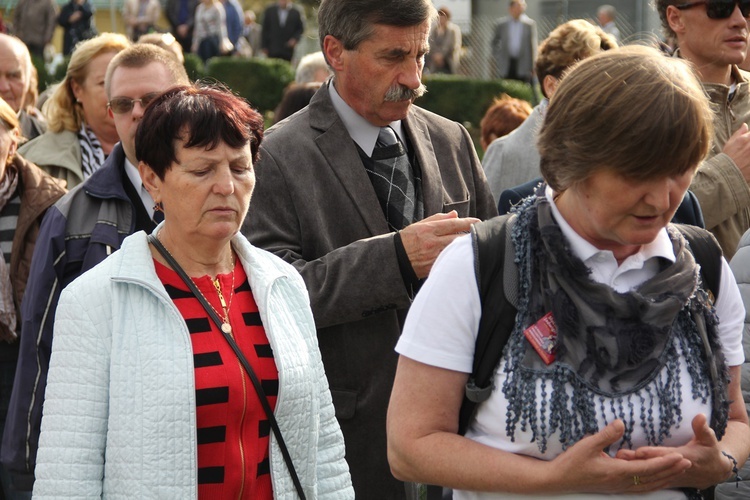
[135,84,264,180]
[104,43,189,98]
[535,19,617,98]
[479,94,532,151]
[538,45,713,192]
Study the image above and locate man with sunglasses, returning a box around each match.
[656,0,750,259]
[1,44,189,495]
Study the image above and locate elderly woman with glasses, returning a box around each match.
[32,84,353,499]
[387,45,750,499]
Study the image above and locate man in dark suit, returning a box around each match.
[491,0,537,83]
[243,0,496,497]
[260,0,304,61]
[166,0,198,54]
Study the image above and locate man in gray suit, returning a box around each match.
[491,0,537,83]
[243,0,496,497]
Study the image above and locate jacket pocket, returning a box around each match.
[330,389,357,420]
[443,198,470,218]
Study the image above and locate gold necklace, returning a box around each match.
[157,231,236,334]
[212,265,236,334]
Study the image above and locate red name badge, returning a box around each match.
[523,312,557,365]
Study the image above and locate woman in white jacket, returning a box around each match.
[33,84,353,499]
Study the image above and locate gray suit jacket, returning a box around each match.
[491,14,537,80]
[482,99,546,202]
[243,84,497,499]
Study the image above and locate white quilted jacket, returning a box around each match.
[33,229,354,499]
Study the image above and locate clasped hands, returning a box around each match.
[549,415,734,495]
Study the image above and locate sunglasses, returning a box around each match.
[107,92,161,114]
[676,0,750,19]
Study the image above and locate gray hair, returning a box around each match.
[295,51,331,84]
[597,4,617,18]
[318,0,437,51]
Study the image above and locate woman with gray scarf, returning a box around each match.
[387,45,750,499]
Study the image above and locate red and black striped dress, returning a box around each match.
[155,258,278,499]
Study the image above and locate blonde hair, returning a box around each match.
[0,98,20,133]
[538,45,713,192]
[535,19,617,98]
[43,33,131,133]
[104,44,189,98]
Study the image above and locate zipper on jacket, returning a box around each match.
[229,326,248,499]
[727,95,736,121]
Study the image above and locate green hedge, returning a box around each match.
[202,57,295,114]
[416,74,534,129]
[183,53,205,82]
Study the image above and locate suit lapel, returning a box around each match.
[309,87,389,234]
[404,109,443,216]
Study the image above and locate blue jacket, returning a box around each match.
[223,0,243,46]
[1,144,135,491]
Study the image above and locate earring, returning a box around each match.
[153,201,164,212]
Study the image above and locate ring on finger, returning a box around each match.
[633,475,641,486]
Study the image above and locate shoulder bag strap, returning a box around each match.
[149,235,307,500]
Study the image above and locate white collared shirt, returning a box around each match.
[328,80,407,157]
[544,185,674,293]
[123,157,156,219]
[507,17,523,58]
[397,188,745,371]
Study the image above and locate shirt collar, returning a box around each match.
[328,79,406,156]
[544,185,676,265]
[123,156,156,219]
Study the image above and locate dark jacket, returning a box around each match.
[0,155,64,483]
[58,0,95,56]
[260,3,304,61]
[1,144,134,491]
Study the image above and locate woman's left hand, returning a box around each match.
[616,413,732,489]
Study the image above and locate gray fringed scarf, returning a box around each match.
[502,194,730,458]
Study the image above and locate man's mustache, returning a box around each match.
[384,83,427,102]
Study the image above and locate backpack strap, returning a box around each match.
[673,224,723,302]
[458,214,517,436]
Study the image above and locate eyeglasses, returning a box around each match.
[107,92,161,114]
[675,0,750,19]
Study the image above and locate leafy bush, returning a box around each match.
[30,55,49,94]
[183,53,205,81]
[203,57,295,113]
[416,74,534,129]
[50,56,71,86]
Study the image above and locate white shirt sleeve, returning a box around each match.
[713,257,746,367]
[395,234,482,373]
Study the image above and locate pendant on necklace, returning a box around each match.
[221,322,232,334]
